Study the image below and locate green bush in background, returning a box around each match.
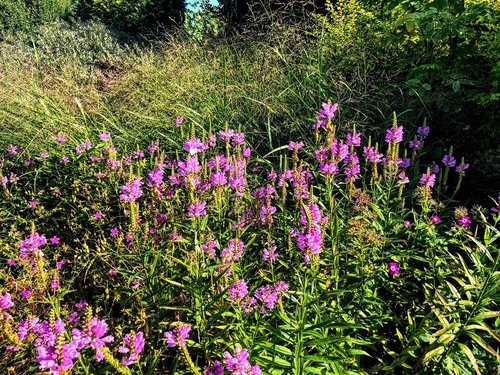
[0,0,72,32]
[75,0,186,34]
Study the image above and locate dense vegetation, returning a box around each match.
[0,0,499,374]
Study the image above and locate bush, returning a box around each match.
[0,0,72,32]
[76,0,186,34]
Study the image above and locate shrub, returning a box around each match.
[0,0,72,32]
[76,0,186,34]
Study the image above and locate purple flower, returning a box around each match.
[202,238,218,259]
[313,118,326,129]
[492,193,500,213]
[184,138,208,155]
[8,145,18,154]
[344,154,360,182]
[50,236,60,245]
[288,141,303,151]
[147,140,159,153]
[409,139,421,150]
[224,345,261,375]
[417,125,430,139]
[228,280,248,301]
[219,239,244,275]
[442,155,456,168]
[188,201,207,217]
[457,216,471,227]
[29,200,37,207]
[20,232,47,258]
[174,116,184,127]
[109,267,118,276]
[219,129,235,141]
[388,262,399,275]
[20,289,31,299]
[404,220,411,227]
[0,293,14,311]
[53,135,67,142]
[262,243,278,262]
[56,260,65,269]
[50,279,60,289]
[385,125,404,144]
[164,324,191,347]
[232,132,245,146]
[99,133,110,141]
[60,156,69,163]
[76,300,87,311]
[93,211,103,220]
[363,146,383,163]
[419,173,436,188]
[318,102,338,119]
[7,259,15,266]
[254,282,287,314]
[72,317,114,361]
[206,360,225,375]
[456,162,469,174]
[38,151,49,158]
[346,132,361,147]
[110,228,119,237]
[118,331,145,366]
[36,338,80,374]
[431,215,440,224]
[120,177,143,202]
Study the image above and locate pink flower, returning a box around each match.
[99,133,110,141]
[457,216,471,227]
[388,262,399,275]
[164,324,191,347]
[50,236,60,245]
[93,211,103,220]
[431,215,440,224]
[20,289,31,299]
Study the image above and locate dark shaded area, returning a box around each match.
[75,0,186,34]
[219,0,326,32]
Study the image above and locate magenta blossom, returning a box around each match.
[119,331,145,366]
[457,216,471,227]
[431,215,440,224]
[388,262,399,275]
[164,324,191,347]
[0,293,14,311]
[318,102,338,119]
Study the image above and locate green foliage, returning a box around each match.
[75,0,186,33]
[387,0,500,135]
[0,0,72,32]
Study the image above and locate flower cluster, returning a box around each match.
[164,324,191,347]
[118,331,145,365]
[20,232,47,258]
[206,345,261,375]
[120,177,143,202]
[291,201,328,262]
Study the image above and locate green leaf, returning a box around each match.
[457,343,481,375]
[466,331,500,359]
[419,346,445,366]
[452,81,460,93]
[474,311,500,320]
[257,355,292,368]
[255,342,293,357]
